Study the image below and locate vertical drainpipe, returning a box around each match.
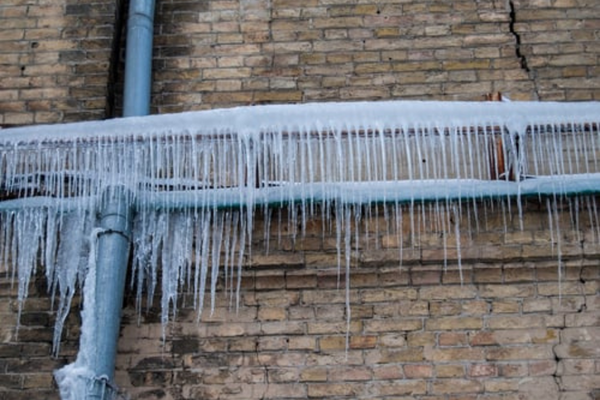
[89,187,134,399]
[123,0,156,117]
[88,0,155,398]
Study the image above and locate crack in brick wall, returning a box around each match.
[508,0,541,100]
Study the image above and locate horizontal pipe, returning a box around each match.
[2,174,600,212]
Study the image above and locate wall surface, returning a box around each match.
[1,199,600,399]
[118,200,600,400]
[0,0,120,127]
[0,0,599,399]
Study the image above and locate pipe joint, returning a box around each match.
[96,227,132,243]
[128,12,154,32]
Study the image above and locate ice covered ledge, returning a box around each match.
[1,100,600,211]
[0,100,598,144]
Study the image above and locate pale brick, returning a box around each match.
[361,287,418,302]
[300,367,327,382]
[328,366,372,381]
[373,365,403,380]
[529,359,557,376]
[307,382,364,397]
[318,336,346,351]
[403,364,433,378]
[491,300,520,313]
[426,316,483,330]
[431,378,483,394]
[370,380,428,396]
[557,359,596,376]
[438,332,468,347]
[484,378,520,392]
[288,336,316,351]
[420,285,478,299]
[365,348,424,364]
[523,298,552,313]
[364,319,423,333]
[436,364,465,378]
[469,363,499,377]
[258,307,286,321]
[486,345,555,361]
[554,342,600,359]
[407,331,436,347]
[485,315,548,330]
[427,347,486,362]
[561,327,600,343]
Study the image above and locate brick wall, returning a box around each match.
[1,0,600,124]
[0,0,119,127]
[1,199,599,399]
[1,1,600,399]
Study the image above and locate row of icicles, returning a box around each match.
[2,193,598,354]
[0,102,599,354]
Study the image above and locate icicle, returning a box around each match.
[344,205,352,353]
[452,203,463,284]
[52,210,90,355]
[209,211,225,316]
[54,227,106,400]
[551,196,563,301]
[13,209,46,338]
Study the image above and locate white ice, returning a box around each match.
[0,100,599,395]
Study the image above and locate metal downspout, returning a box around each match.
[123,0,156,117]
[89,187,134,399]
[88,0,155,398]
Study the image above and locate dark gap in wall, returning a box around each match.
[508,0,530,73]
[106,0,128,118]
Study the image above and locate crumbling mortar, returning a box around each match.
[551,342,563,391]
[578,266,589,313]
[551,314,567,392]
[508,1,541,100]
[255,339,268,400]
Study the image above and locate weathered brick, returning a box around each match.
[307,382,364,397]
[555,342,600,359]
[328,366,372,381]
[420,285,478,299]
[427,347,486,362]
[439,332,469,347]
[426,317,483,330]
[487,345,555,361]
[469,363,499,377]
[365,348,424,364]
[431,378,483,394]
[370,380,428,396]
[436,364,466,378]
[364,318,423,333]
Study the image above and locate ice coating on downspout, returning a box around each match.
[54,227,104,400]
[52,0,155,397]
